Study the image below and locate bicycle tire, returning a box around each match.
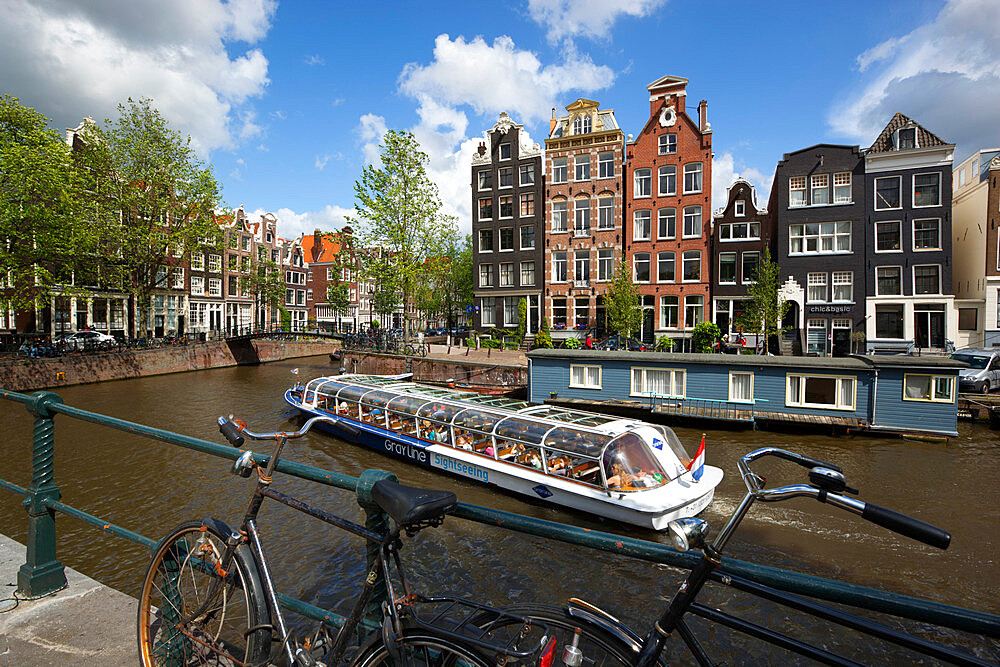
[476,603,636,667]
[137,519,271,666]
[350,626,493,667]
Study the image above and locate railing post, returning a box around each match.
[18,391,67,598]
[355,468,397,638]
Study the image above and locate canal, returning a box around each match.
[0,356,997,663]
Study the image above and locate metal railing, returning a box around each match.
[649,394,766,424]
[0,388,997,643]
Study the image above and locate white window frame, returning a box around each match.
[789,176,806,207]
[574,200,591,237]
[786,374,856,411]
[479,264,493,288]
[719,252,737,285]
[630,367,685,398]
[499,227,514,251]
[479,229,493,253]
[597,249,614,281]
[876,266,903,296]
[498,167,513,189]
[682,206,702,239]
[481,297,495,326]
[902,374,956,403]
[552,252,567,282]
[498,195,513,219]
[734,200,745,217]
[190,254,204,271]
[912,264,942,295]
[741,251,759,284]
[788,222,851,255]
[728,371,754,404]
[551,157,567,184]
[519,163,534,186]
[807,272,827,303]
[683,162,703,194]
[569,364,602,390]
[597,197,614,230]
[575,155,591,181]
[551,200,568,232]
[658,133,677,155]
[874,220,902,253]
[912,172,942,208]
[660,295,678,329]
[598,152,614,179]
[520,261,535,287]
[634,168,652,198]
[832,271,853,302]
[478,197,493,221]
[912,218,941,251]
[499,262,514,287]
[681,250,701,283]
[833,172,852,203]
[657,251,675,283]
[499,143,511,160]
[478,170,492,191]
[658,165,676,196]
[657,208,676,239]
[633,210,651,241]
[875,175,902,210]
[811,174,829,205]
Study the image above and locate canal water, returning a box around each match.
[0,356,997,663]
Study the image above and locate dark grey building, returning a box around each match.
[770,144,866,356]
[471,113,543,334]
[863,113,955,352]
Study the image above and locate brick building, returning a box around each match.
[544,99,624,341]
[625,75,713,344]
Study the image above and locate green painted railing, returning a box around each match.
[1,388,998,643]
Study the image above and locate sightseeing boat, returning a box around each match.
[284,374,723,530]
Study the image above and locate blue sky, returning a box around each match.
[2,0,999,239]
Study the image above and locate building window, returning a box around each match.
[478,170,492,190]
[499,262,514,287]
[520,192,535,217]
[682,251,701,282]
[208,278,222,297]
[658,208,676,239]
[719,221,760,240]
[499,143,511,160]
[574,199,591,236]
[729,372,754,403]
[789,176,806,207]
[520,261,535,286]
[719,252,737,284]
[876,266,902,296]
[634,210,651,240]
[552,200,568,231]
[191,276,204,294]
[956,307,977,331]
[575,155,590,181]
[807,273,828,302]
[574,251,590,284]
[903,374,955,403]
[633,253,650,282]
[832,271,853,302]
[787,374,855,411]
[208,254,221,273]
[499,167,513,188]
[742,251,759,284]
[479,264,493,287]
[553,252,567,282]
[520,225,535,250]
[551,298,566,327]
[897,127,916,149]
[551,157,567,183]
[631,367,685,397]
[597,197,614,229]
[683,163,703,193]
[479,229,493,252]
[660,296,678,328]
[811,174,829,205]
[913,218,940,250]
[598,152,614,178]
[913,173,941,207]
[875,221,901,252]
[570,364,602,389]
[499,227,514,251]
[682,206,702,238]
[482,297,495,326]
[833,172,851,203]
[875,304,903,338]
[789,222,851,254]
[658,134,677,154]
[734,200,745,217]
[658,166,676,196]
[172,267,185,289]
[499,195,513,218]
[519,163,534,185]
[913,264,941,294]
[478,197,493,220]
[684,295,704,327]
[575,298,589,329]
[875,176,902,209]
[634,168,651,197]
[504,296,518,326]
[657,251,675,282]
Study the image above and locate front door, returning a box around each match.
[832,328,851,357]
[154,315,165,338]
[914,306,945,348]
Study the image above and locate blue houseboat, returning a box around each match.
[527,350,965,437]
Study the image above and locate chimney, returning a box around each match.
[698,100,708,133]
[313,229,322,262]
[550,107,557,134]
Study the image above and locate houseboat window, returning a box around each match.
[786,374,855,411]
[903,374,955,402]
[729,372,754,403]
[569,364,601,389]
[631,367,685,398]
[602,433,668,491]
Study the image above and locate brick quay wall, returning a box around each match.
[337,350,527,389]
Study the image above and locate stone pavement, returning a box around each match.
[424,343,526,366]
[0,534,136,666]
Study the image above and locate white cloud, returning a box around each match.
[304,54,325,66]
[712,153,772,214]
[0,0,276,154]
[315,154,330,170]
[357,113,389,166]
[526,0,667,43]
[269,110,287,120]
[830,0,1000,154]
[246,205,355,240]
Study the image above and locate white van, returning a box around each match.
[950,349,1000,394]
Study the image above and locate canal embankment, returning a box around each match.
[338,347,527,389]
[0,339,334,391]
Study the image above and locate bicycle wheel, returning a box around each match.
[476,603,636,667]
[137,519,271,666]
[350,627,493,667]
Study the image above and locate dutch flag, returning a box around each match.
[686,434,706,482]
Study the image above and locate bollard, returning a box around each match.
[18,391,67,598]
[355,468,397,639]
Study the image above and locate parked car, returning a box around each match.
[594,335,646,352]
[951,348,1000,394]
[57,330,117,351]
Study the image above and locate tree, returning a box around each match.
[0,96,100,311]
[691,321,721,353]
[349,130,453,339]
[323,228,355,327]
[534,317,553,349]
[83,98,223,336]
[604,258,643,338]
[734,248,789,354]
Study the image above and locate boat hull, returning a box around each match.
[285,390,719,530]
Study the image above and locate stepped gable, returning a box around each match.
[867,112,949,153]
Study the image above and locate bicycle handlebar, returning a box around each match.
[217,415,340,446]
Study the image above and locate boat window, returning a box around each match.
[544,427,611,457]
[386,395,429,416]
[453,408,503,434]
[360,390,395,409]
[649,425,692,468]
[494,417,548,445]
[333,385,366,417]
[602,433,669,491]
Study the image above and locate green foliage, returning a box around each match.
[534,317,553,349]
[733,248,789,354]
[691,321,721,353]
[414,229,473,329]
[481,337,502,349]
[243,257,284,326]
[515,298,527,343]
[604,258,643,338]
[465,335,475,347]
[655,335,673,352]
[563,337,581,349]
[324,228,355,314]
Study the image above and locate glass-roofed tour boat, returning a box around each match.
[285,374,722,530]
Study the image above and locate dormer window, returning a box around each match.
[572,115,592,135]
[734,200,745,217]
[897,127,916,150]
[499,143,511,160]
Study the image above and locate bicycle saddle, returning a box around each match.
[371,480,457,527]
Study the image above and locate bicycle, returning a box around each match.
[478,447,992,666]
[137,414,551,666]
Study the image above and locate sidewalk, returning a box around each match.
[425,344,526,366]
[0,534,136,666]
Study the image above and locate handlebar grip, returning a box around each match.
[862,503,950,549]
[218,418,245,448]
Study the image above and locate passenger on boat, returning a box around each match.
[548,457,570,475]
[455,433,473,451]
[520,451,543,469]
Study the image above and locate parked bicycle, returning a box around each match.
[137,414,550,666]
[477,447,992,666]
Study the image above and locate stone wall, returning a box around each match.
[0,340,333,392]
[337,351,526,387]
